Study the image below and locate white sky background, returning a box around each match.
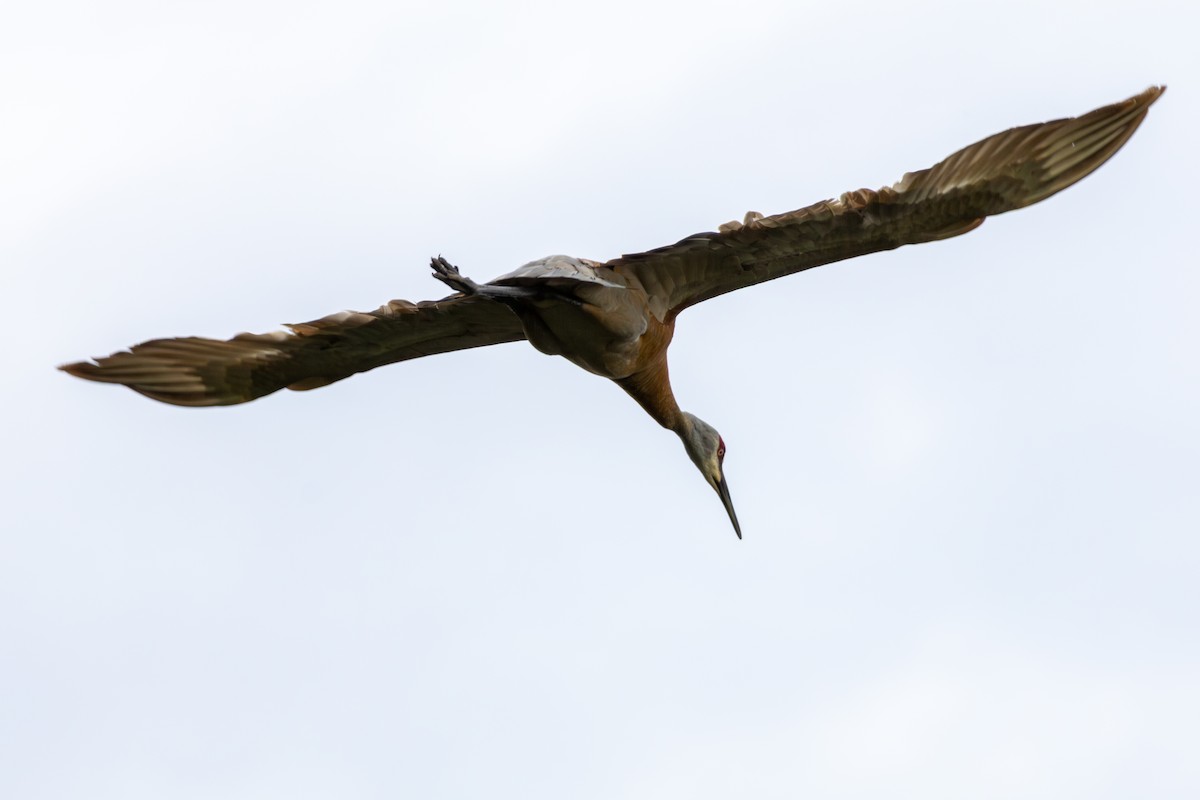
[2,0,1197,797]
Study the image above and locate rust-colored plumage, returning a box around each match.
[61,87,1164,537]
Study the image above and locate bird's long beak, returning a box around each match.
[716,474,742,539]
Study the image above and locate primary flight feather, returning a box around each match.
[62,87,1164,537]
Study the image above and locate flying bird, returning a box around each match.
[61,87,1164,538]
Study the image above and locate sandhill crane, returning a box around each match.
[61,87,1163,538]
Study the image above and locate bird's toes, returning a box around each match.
[430,255,459,276]
[430,255,478,294]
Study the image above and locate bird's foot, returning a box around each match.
[430,256,481,295]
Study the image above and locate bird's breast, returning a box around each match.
[503,282,664,380]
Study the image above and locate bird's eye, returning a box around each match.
[717,438,726,460]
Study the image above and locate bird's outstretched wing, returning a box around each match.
[608,87,1163,320]
[60,293,525,406]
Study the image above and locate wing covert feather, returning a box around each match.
[609,87,1163,319]
[60,294,525,406]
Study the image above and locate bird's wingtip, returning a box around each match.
[58,360,100,379]
[1136,85,1166,106]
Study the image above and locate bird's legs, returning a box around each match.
[430,256,482,295]
[430,256,545,304]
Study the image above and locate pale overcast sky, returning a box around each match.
[3,1,1197,797]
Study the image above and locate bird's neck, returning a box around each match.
[614,355,685,433]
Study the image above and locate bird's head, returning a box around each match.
[680,413,741,539]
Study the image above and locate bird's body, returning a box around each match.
[486,256,655,380]
[446,255,683,426]
[61,87,1165,537]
